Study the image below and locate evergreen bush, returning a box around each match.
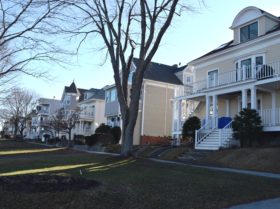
[232,108,263,147]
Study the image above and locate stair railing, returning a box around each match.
[195,116,217,147]
[218,120,233,148]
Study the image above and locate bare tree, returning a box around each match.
[63,108,80,146]
[47,108,66,138]
[0,0,65,82]
[60,0,194,156]
[0,88,37,137]
[48,107,80,146]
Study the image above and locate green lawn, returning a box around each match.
[1,140,280,209]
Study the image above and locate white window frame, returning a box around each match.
[235,53,266,80]
[239,20,259,43]
[207,68,219,88]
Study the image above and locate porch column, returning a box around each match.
[242,89,248,109]
[205,95,210,126]
[213,94,218,128]
[178,100,182,131]
[272,92,276,126]
[250,86,256,109]
[226,99,230,117]
[177,100,182,146]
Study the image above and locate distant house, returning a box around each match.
[59,81,106,139]
[30,98,61,139]
[75,88,106,136]
[104,58,188,145]
[61,81,86,112]
[173,6,280,150]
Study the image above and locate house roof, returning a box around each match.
[191,23,280,63]
[133,58,183,85]
[190,8,280,64]
[86,88,105,100]
[78,88,87,101]
[65,81,78,93]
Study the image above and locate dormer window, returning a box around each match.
[240,21,258,43]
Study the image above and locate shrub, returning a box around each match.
[97,133,115,146]
[232,108,263,147]
[74,135,85,145]
[182,116,201,141]
[95,123,111,134]
[85,134,99,147]
[110,126,121,144]
[48,137,59,144]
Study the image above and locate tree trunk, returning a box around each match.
[120,80,142,156]
[68,129,73,147]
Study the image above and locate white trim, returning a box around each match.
[231,7,263,29]
[263,126,280,132]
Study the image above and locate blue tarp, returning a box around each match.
[218,117,232,128]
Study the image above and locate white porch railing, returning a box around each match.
[195,116,217,146]
[258,108,280,127]
[218,120,233,148]
[80,111,95,119]
[178,60,280,97]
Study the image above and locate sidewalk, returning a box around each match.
[149,158,280,179]
[226,197,280,209]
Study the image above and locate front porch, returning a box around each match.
[173,82,280,150]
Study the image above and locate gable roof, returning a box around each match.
[86,88,105,100]
[65,81,78,94]
[77,88,87,101]
[133,58,183,85]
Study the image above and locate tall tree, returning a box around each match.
[62,0,192,156]
[0,0,64,82]
[0,88,37,137]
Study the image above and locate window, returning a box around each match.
[207,69,218,88]
[183,74,192,84]
[240,22,258,43]
[105,88,117,103]
[105,91,110,103]
[241,58,252,79]
[110,89,116,102]
[64,95,71,105]
[236,55,265,81]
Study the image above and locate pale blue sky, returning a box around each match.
[19,0,280,99]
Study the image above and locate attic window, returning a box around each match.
[240,22,258,43]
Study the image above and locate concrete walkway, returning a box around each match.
[226,197,280,209]
[149,158,280,179]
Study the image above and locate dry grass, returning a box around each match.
[198,147,280,173]
[1,140,280,209]
[158,146,190,160]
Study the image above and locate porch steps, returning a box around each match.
[195,129,233,150]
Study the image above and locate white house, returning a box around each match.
[173,6,280,150]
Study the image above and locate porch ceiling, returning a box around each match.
[257,80,280,91]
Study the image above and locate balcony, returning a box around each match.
[80,111,95,119]
[176,60,280,97]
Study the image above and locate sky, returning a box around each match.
[18,0,280,100]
